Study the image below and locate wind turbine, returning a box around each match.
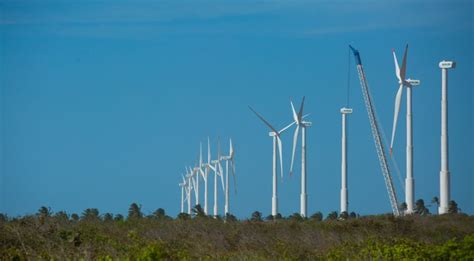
[389,44,420,214]
[220,139,236,216]
[340,107,352,214]
[249,106,295,217]
[185,167,194,214]
[210,139,225,217]
[198,142,210,215]
[438,60,455,215]
[289,97,312,218]
[179,175,186,213]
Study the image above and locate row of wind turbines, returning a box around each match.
[179,44,456,217]
[179,138,236,217]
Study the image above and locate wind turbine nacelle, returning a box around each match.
[406,79,421,86]
[439,60,456,69]
[268,132,277,137]
[302,121,312,127]
[340,108,353,114]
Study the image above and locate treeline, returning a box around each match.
[0,203,472,260]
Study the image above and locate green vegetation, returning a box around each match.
[1,204,473,260]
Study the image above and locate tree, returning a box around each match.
[103,213,114,222]
[448,200,459,214]
[38,206,52,218]
[177,213,190,220]
[152,208,166,219]
[71,213,79,221]
[0,213,8,222]
[54,211,69,221]
[250,211,263,222]
[400,202,407,213]
[339,211,349,220]
[326,211,338,221]
[288,213,304,222]
[114,214,124,221]
[192,204,206,218]
[128,203,143,220]
[349,212,357,219]
[310,212,323,222]
[225,213,237,222]
[82,208,100,221]
[415,199,430,216]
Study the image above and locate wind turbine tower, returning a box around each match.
[439,60,456,215]
[390,45,420,214]
[340,107,352,214]
[289,97,312,218]
[249,106,294,217]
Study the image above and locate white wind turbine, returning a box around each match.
[289,97,312,218]
[179,175,186,213]
[220,139,236,216]
[210,139,225,217]
[198,141,210,215]
[390,44,420,215]
[185,167,194,214]
[249,106,295,217]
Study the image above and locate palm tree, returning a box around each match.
[192,204,206,218]
[128,203,143,220]
[38,206,52,218]
[448,200,459,214]
[82,208,100,221]
[250,211,263,222]
[326,211,338,221]
[339,211,349,220]
[415,199,430,216]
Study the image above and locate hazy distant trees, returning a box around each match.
[339,211,349,220]
[449,200,459,214]
[37,206,52,218]
[82,208,100,221]
[326,211,338,221]
[415,199,430,216]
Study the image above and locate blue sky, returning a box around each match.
[0,0,472,218]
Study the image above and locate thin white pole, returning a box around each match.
[439,61,455,214]
[341,112,348,213]
[181,186,184,213]
[187,179,192,214]
[272,135,278,217]
[195,174,199,206]
[225,160,229,215]
[300,126,307,217]
[204,170,208,215]
[214,167,218,216]
[406,87,414,214]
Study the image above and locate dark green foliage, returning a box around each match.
[81,208,100,221]
[191,204,206,218]
[225,213,237,222]
[349,212,357,219]
[400,202,408,212]
[415,199,430,216]
[310,211,323,222]
[1,207,473,260]
[326,211,338,220]
[114,214,124,221]
[37,206,52,218]
[339,211,349,220]
[177,213,190,220]
[128,203,143,220]
[71,213,79,221]
[288,213,304,222]
[449,200,459,214]
[103,213,113,222]
[250,211,263,222]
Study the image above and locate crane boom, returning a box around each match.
[349,45,400,216]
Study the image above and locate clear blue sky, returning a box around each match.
[0,0,472,218]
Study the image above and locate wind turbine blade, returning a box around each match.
[200,142,203,166]
[248,106,280,134]
[392,49,401,82]
[276,136,283,179]
[229,139,234,158]
[218,161,225,191]
[290,100,299,123]
[207,137,211,164]
[199,167,205,178]
[290,125,300,176]
[390,84,404,156]
[279,120,296,134]
[297,96,305,121]
[231,159,237,194]
[400,44,408,82]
